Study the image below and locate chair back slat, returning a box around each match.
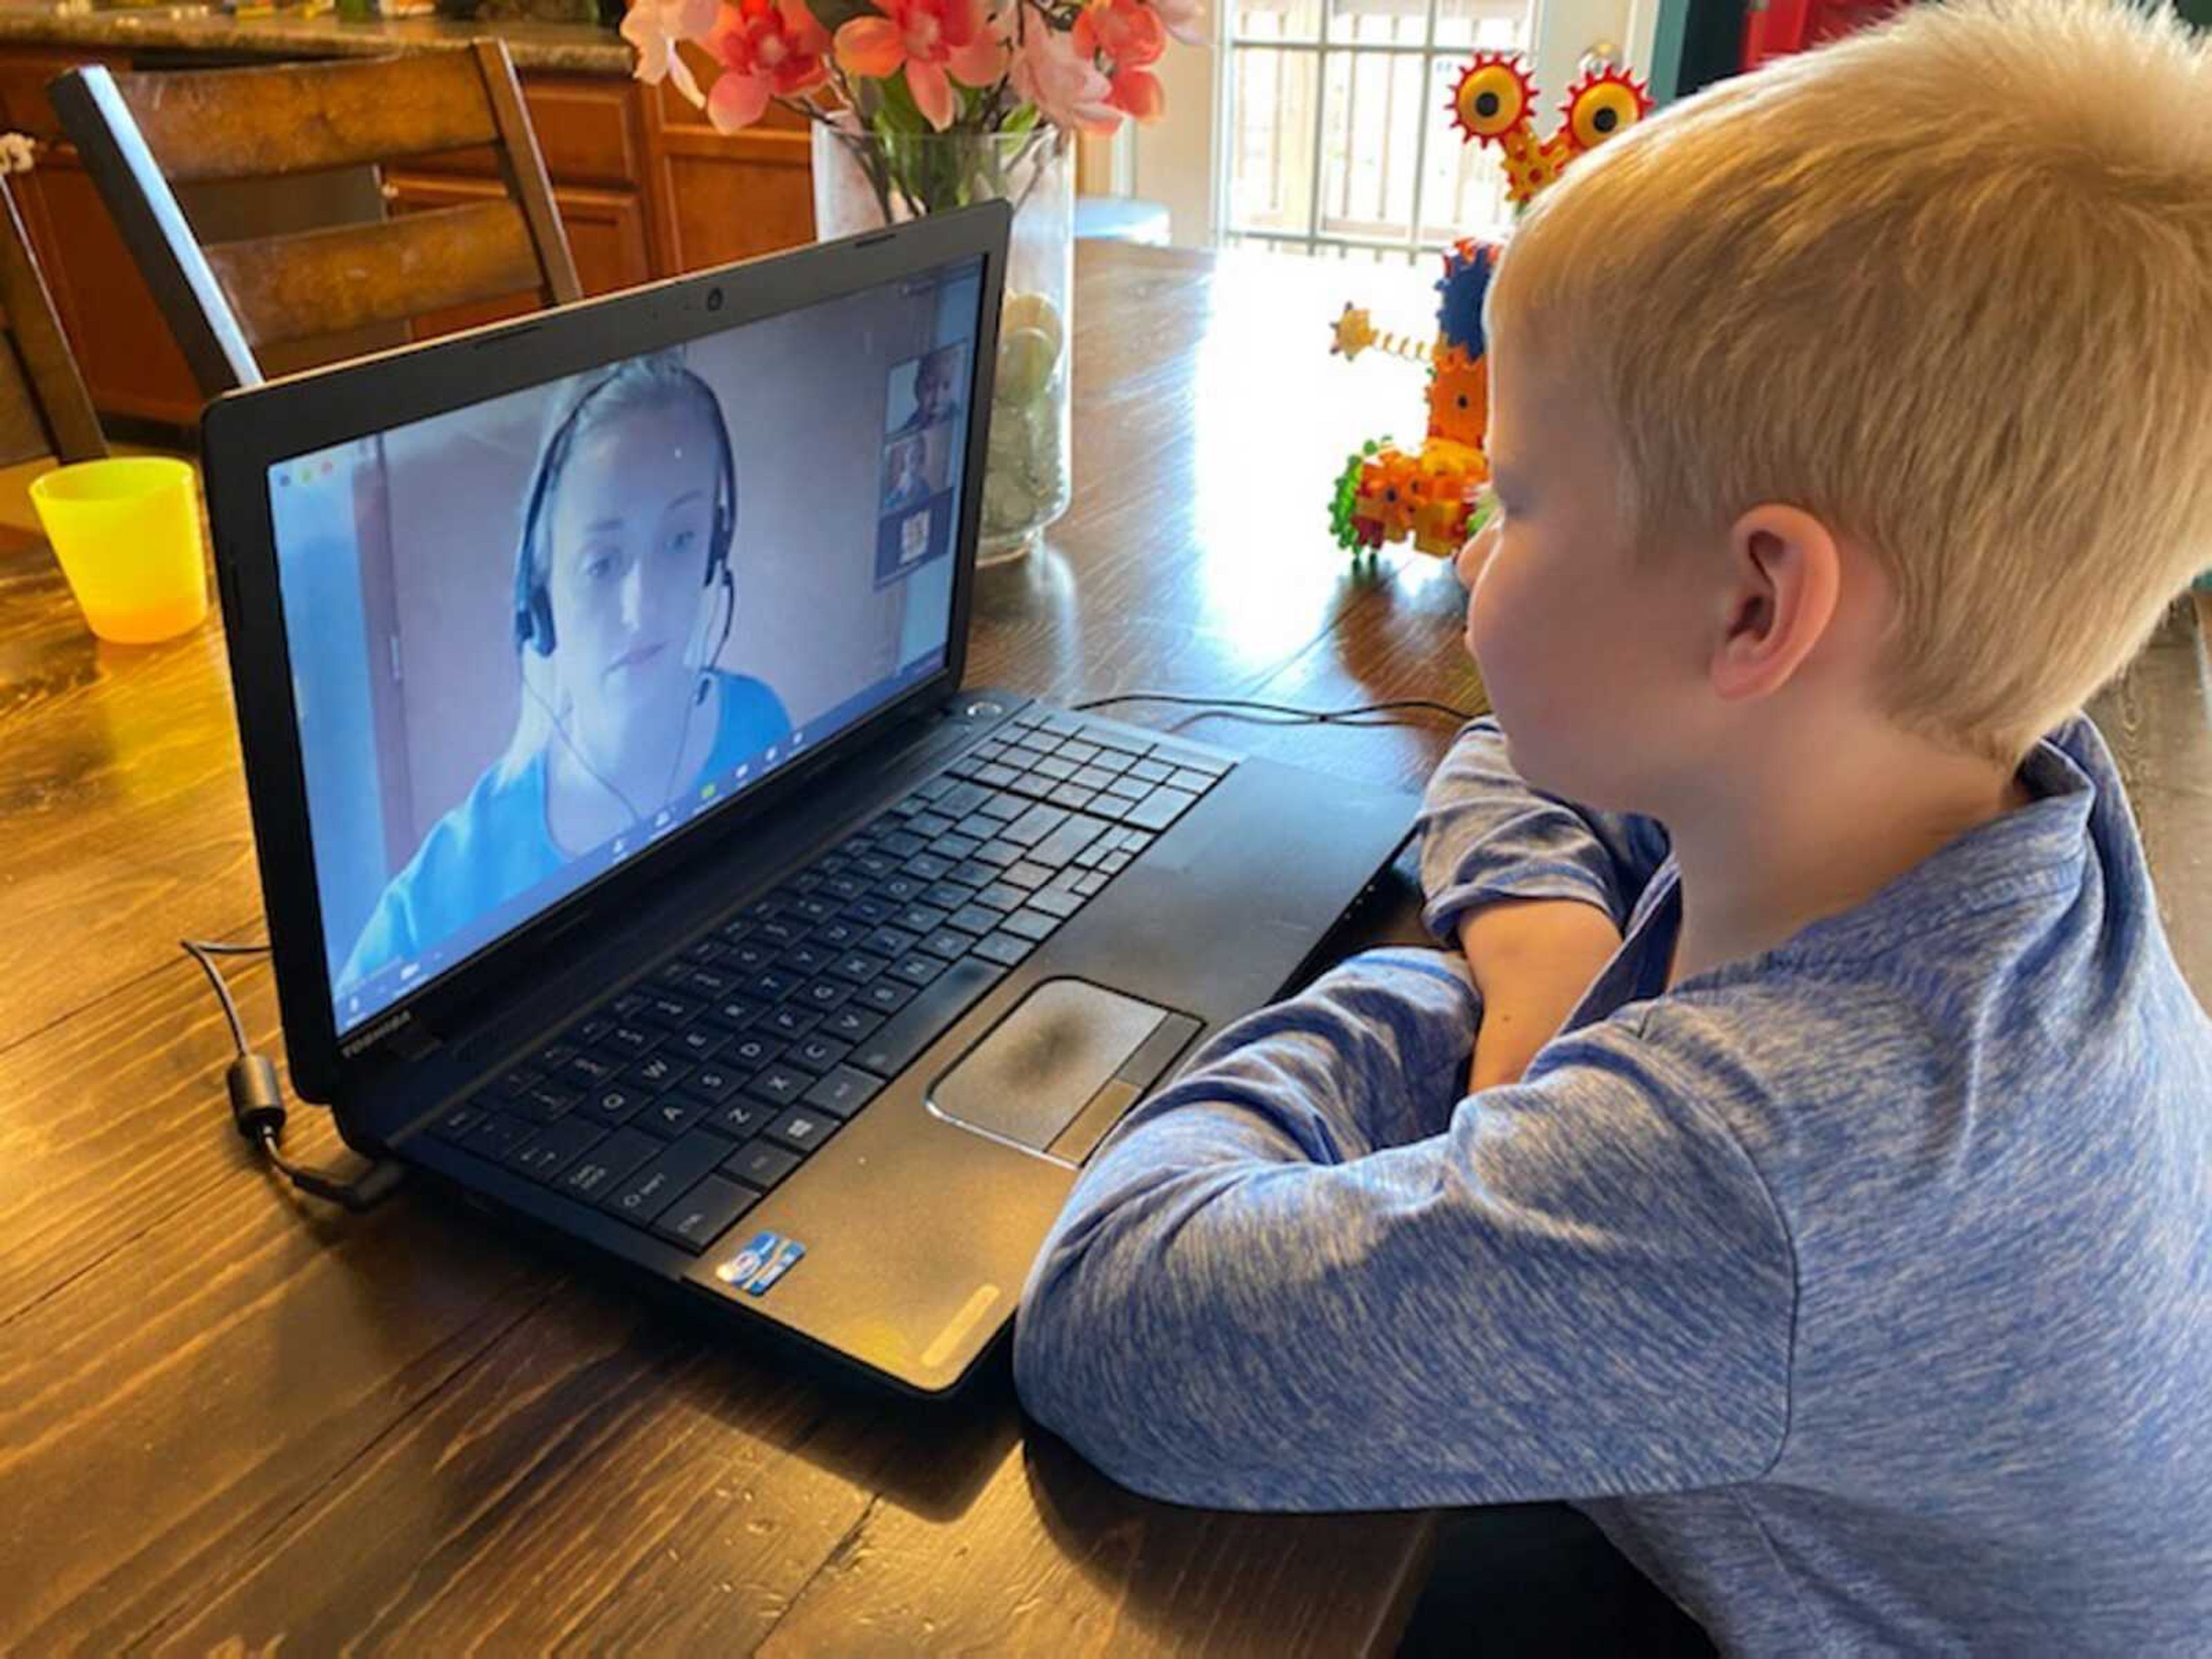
[204,202,542,350]
[107,52,499,186]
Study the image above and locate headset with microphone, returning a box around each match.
[510,362,740,825]
[512,362,739,703]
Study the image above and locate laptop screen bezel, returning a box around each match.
[203,203,1010,1105]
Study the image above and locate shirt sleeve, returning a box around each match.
[1012,948,1795,1513]
[1418,718,1674,942]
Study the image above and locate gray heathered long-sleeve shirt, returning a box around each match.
[1012,715,2212,1654]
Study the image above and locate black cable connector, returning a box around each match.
[187,938,407,1214]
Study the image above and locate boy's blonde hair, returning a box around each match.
[1487,0,2212,763]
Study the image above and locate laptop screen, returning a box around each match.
[267,255,986,1038]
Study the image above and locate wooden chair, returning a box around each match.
[48,41,581,400]
[0,173,104,466]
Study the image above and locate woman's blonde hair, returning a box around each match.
[1488,0,2212,762]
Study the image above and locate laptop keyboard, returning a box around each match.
[421,708,1234,1256]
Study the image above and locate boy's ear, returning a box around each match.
[1710,503,1842,703]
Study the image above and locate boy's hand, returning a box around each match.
[1456,899,1623,1092]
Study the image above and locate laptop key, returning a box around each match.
[1030,813,1111,869]
[1028,887,1085,920]
[1168,768,1218,795]
[763,1107,839,1155]
[721,1139,804,1191]
[1003,861,1052,890]
[507,1116,606,1183]
[976,880,1028,912]
[684,1063,746,1101]
[852,959,1006,1077]
[626,1050,694,1091]
[844,895,897,926]
[797,977,853,1013]
[462,1113,535,1161]
[783,942,834,976]
[904,852,953,882]
[972,932,1035,968]
[1048,783,1097,812]
[1074,870,1110,897]
[1126,787,1200,833]
[912,774,958,801]
[560,1127,661,1202]
[517,1084,579,1125]
[786,1035,853,1074]
[1127,757,1172,783]
[863,926,919,959]
[889,953,947,988]
[745,1063,811,1105]
[557,1052,622,1090]
[972,840,1020,868]
[937,781,991,818]
[906,811,956,839]
[824,1004,886,1043]
[638,990,704,1028]
[601,1130,729,1226]
[579,1085,650,1128]
[802,1065,882,1120]
[923,925,983,960]
[810,918,868,950]
[638,1094,710,1139]
[652,1174,761,1252]
[922,881,978,911]
[974,762,1021,789]
[719,1032,783,1072]
[1002,802,1069,846]
[599,1025,662,1060]
[707,1096,772,1140]
[429,1103,484,1144]
[877,828,927,858]
[673,1025,732,1063]
[743,968,801,1003]
[858,977,917,1016]
[763,1005,823,1041]
[1001,908,1060,942]
[893,903,950,935]
[975,792,1024,820]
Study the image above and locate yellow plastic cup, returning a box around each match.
[29,456,209,645]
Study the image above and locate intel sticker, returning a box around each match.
[717,1229,806,1297]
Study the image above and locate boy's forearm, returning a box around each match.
[1457,899,1623,1089]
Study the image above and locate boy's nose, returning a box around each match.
[619,566,643,630]
[1455,518,1499,590]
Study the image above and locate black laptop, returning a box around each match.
[202,203,1416,1395]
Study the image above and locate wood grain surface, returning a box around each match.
[0,243,2202,1657]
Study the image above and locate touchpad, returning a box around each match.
[926,979,1201,1164]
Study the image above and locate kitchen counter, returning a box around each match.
[0,1,630,73]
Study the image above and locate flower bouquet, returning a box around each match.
[623,0,1200,557]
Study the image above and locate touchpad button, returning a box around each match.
[927,979,1176,1154]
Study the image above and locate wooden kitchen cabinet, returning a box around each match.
[0,43,817,433]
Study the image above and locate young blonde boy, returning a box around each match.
[1012,0,2212,1648]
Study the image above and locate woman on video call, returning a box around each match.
[342,354,791,989]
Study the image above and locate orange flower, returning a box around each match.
[835,0,1011,130]
[1073,0,1166,70]
[703,0,832,130]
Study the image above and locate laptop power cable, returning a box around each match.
[180,938,408,1214]
[1069,692,1480,726]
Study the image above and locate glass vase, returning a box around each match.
[812,120,1074,566]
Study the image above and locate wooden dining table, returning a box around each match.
[2,240,2206,1656]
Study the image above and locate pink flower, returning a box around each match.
[835,0,1011,131]
[1007,23,1122,135]
[623,0,718,105]
[1147,0,1205,46]
[1073,0,1165,70]
[703,0,832,131]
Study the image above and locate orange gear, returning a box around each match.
[1559,65,1653,153]
[1448,51,1536,146]
[1427,344,1488,448]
